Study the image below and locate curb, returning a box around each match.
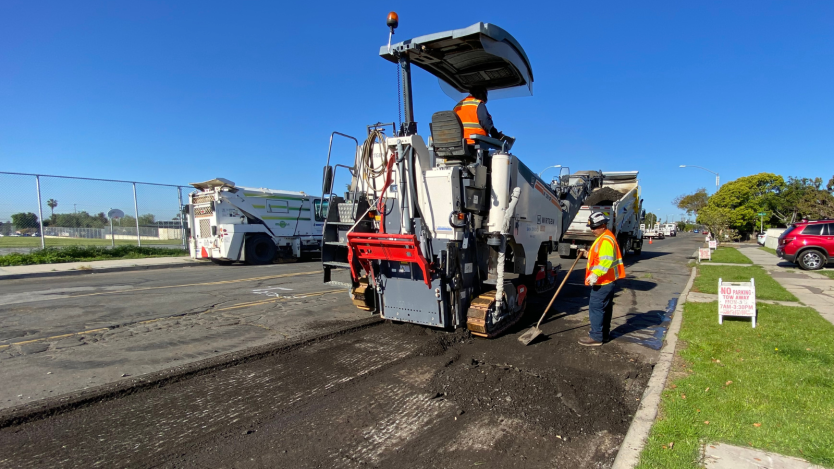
[0,316,384,428]
[612,266,697,469]
[0,259,207,281]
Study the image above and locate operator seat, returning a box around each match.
[429,111,505,162]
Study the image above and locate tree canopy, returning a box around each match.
[769,176,834,224]
[11,212,39,229]
[673,188,709,217]
[697,173,784,236]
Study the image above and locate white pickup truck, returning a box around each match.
[642,223,665,239]
[186,178,325,265]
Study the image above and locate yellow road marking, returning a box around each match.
[0,288,345,350]
[0,327,110,350]
[60,271,320,300]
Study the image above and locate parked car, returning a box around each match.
[756,232,766,245]
[776,220,834,270]
[693,229,699,234]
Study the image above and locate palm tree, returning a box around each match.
[47,199,58,219]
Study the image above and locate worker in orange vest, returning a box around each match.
[453,86,505,145]
[578,211,626,346]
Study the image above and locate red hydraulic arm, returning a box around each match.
[346,232,433,289]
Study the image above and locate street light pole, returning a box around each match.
[679,165,720,192]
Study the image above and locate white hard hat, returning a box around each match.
[587,211,609,229]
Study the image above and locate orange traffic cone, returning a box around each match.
[649,237,653,245]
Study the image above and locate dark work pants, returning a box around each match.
[588,282,616,342]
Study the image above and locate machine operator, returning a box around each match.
[578,211,626,347]
[453,86,506,145]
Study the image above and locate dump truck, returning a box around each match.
[558,171,644,258]
[319,19,605,337]
[186,178,325,265]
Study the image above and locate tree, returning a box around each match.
[46,199,58,219]
[673,188,709,217]
[676,221,687,231]
[644,212,658,226]
[119,214,157,227]
[770,177,834,224]
[698,207,734,240]
[11,212,39,230]
[51,211,108,228]
[698,173,784,236]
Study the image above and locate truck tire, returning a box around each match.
[633,239,643,255]
[618,235,628,257]
[245,235,277,265]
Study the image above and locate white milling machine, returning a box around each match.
[321,19,581,337]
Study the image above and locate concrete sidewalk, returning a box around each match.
[736,246,834,326]
[0,256,206,280]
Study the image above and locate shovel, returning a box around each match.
[518,255,582,346]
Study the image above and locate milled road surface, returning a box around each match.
[0,234,702,468]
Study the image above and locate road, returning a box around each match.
[0,234,702,468]
[0,262,368,407]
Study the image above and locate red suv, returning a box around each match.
[777,219,834,270]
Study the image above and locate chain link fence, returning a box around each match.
[0,172,188,254]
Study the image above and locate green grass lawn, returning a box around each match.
[637,302,834,468]
[695,265,798,302]
[0,237,184,248]
[702,247,752,264]
[0,245,188,266]
[818,270,834,280]
[760,246,777,256]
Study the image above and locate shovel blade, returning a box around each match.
[517,327,543,346]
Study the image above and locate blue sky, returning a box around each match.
[2,1,833,223]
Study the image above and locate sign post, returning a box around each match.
[758,212,767,234]
[699,247,711,262]
[709,240,718,250]
[718,278,757,327]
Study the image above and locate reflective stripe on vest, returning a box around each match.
[586,229,626,285]
[453,96,487,144]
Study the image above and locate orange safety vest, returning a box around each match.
[585,229,625,286]
[453,96,488,144]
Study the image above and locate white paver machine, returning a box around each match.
[320,18,588,338]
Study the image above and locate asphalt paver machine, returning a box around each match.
[320,17,581,338]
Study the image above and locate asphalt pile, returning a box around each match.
[584,187,626,207]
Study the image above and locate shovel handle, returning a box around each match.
[535,255,582,329]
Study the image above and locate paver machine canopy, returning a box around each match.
[378,21,534,136]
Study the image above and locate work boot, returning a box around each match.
[578,337,603,347]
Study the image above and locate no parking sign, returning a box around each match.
[718,278,757,328]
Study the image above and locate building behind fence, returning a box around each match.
[0,171,191,252]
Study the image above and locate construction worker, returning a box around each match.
[578,211,625,347]
[453,86,505,145]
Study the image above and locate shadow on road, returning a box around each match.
[624,251,671,266]
[609,309,668,340]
